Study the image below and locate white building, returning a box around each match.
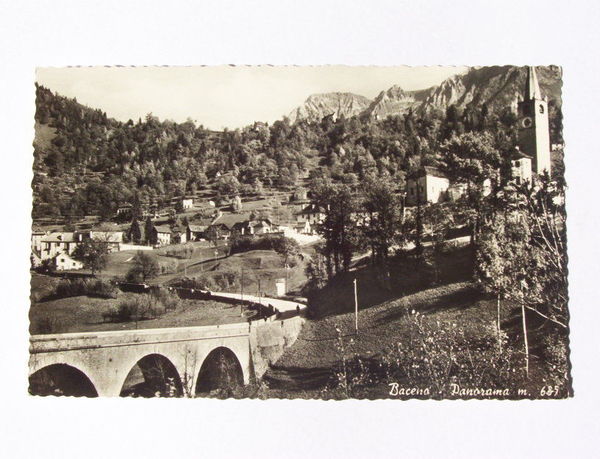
[511,149,533,185]
[53,252,84,271]
[31,230,47,253]
[152,225,172,246]
[296,204,326,225]
[406,167,450,206]
[40,232,77,260]
[77,230,123,252]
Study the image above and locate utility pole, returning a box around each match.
[240,266,244,315]
[258,278,261,304]
[353,278,359,334]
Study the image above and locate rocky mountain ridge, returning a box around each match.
[287,66,562,122]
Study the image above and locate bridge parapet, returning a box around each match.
[30,322,251,354]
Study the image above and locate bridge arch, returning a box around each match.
[120,353,183,398]
[195,346,244,396]
[29,363,98,397]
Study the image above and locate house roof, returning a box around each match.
[154,225,172,234]
[511,147,533,160]
[252,219,272,228]
[212,212,252,229]
[409,166,448,179]
[298,204,326,215]
[41,232,76,243]
[188,224,208,232]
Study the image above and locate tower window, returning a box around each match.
[539,104,544,114]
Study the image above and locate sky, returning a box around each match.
[36,66,467,130]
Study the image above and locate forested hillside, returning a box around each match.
[32,65,563,221]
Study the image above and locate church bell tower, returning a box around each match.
[517,66,551,176]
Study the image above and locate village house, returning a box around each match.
[232,219,273,236]
[406,166,450,206]
[171,225,188,244]
[52,252,84,271]
[181,196,194,210]
[207,223,231,241]
[293,220,312,235]
[116,203,133,219]
[187,221,211,241]
[289,188,309,203]
[150,225,172,246]
[77,229,124,252]
[40,232,78,260]
[296,203,326,225]
[405,166,494,206]
[31,230,48,253]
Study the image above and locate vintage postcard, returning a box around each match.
[29,65,570,399]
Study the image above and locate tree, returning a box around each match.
[216,174,240,196]
[440,132,502,258]
[127,251,160,283]
[253,178,264,197]
[362,174,404,266]
[273,236,300,267]
[232,195,243,212]
[305,243,328,293]
[145,217,154,246]
[130,218,142,244]
[476,177,568,377]
[72,239,109,275]
[311,183,360,277]
[421,202,455,283]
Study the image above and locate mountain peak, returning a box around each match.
[288,92,371,122]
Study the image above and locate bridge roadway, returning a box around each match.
[29,292,306,397]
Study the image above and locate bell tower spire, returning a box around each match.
[517,66,551,176]
[525,65,542,100]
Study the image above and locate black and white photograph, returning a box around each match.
[3,1,600,457]
[28,64,570,400]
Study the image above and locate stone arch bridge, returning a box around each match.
[29,294,305,397]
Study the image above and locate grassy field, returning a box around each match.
[154,248,310,297]
[261,245,570,399]
[29,291,251,335]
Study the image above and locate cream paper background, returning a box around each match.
[0,1,598,457]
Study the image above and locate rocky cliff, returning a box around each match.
[288,92,372,123]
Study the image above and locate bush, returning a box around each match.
[52,278,117,300]
[230,234,290,255]
[105,289,180,323]
[152,288,181,312]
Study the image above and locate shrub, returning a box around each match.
[152,289,181,312]
[160,259,178,275]
[52,278,117,300]
[106,290,180,323]
[230,234,291,255]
